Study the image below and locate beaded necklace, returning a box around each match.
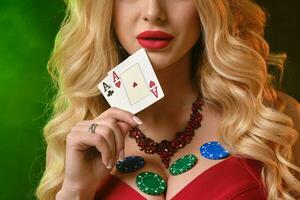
[128,97,204,168]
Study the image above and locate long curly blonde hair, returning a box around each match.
[36,0,300,199]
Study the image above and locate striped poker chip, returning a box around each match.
[169,154,197,176]
[116,156,144,173]
[136,172,167,195]
[200,141,230,160]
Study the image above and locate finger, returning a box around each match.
[93,122,117,157]
[92,134,113,168]
[117,121,134,136]
[96,119,125,155]
[96,107,142,127]
[75,122,116,157]
[76,120,126,133]
[66,131,113,167]
[76,120,125,156]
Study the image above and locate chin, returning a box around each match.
[147,57,172,71]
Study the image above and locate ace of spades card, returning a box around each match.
[106,48,164,114]
[97,75,121,107]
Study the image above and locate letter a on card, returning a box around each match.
[150,86,158,98]
[112,71,121,88]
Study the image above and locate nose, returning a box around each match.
[142,0,167,23]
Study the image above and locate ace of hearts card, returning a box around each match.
[98,48,164,114]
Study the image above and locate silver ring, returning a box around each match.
[88,123,98,134]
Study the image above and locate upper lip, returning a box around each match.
[137,30,174,39]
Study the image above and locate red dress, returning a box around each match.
[95,156,268,200]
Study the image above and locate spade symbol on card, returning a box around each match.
[98,77,115,105]
[102,81,114,97]
[107,90,114,97]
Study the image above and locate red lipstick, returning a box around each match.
[136,30,174,49]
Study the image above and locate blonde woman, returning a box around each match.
[36,0,300,199]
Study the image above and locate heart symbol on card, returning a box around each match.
[115,81,121,88]
[149,81,156,88]
[133,82,138,88]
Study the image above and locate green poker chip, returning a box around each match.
[136,172,167,195]
[169,154,197,176]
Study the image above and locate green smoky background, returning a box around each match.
[0,1,299,199]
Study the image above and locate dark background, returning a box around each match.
[0,1,299,199]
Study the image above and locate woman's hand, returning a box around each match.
[57,107,143,200]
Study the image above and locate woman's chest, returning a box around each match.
[109,131,228,200]
[108,106,226,199]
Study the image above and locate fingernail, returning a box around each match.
[133,116,143,125]
[107,158,114,169]
[118,149,125,161]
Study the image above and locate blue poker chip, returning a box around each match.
[200,141,230,160]
[116,156,145,173]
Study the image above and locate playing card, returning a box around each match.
[107,48,164,114]
[97,75,119,107]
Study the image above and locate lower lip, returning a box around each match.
[137,38,173,49]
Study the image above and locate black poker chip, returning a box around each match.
[116,156,145,173]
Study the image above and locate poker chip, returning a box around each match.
[200,141,230,160]
[169,154,197,176]
[136,172,167,195]
[116,156,144,173]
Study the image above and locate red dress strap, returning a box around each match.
[172,157,267,200]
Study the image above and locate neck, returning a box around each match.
[136,52,199,140]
